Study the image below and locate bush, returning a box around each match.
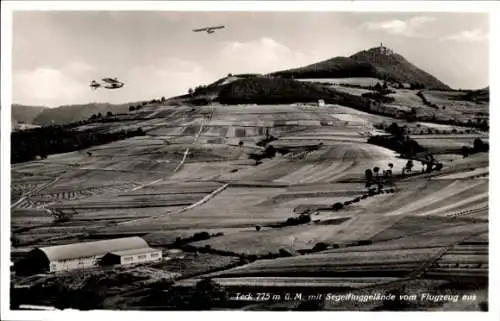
[312,242,329,252]
[193,232,210,241]
[332,202,344,211]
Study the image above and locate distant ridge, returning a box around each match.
[270,45,451,90]
[11,105,48,124]
[12,102,141,126]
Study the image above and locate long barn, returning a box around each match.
[15,237,162,275]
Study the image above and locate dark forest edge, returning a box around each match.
[11,125,146,164]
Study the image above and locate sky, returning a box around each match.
[12,11,489,107]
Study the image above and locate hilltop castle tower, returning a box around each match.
[378,42,393,55]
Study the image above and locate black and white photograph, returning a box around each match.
[1,1,498,319]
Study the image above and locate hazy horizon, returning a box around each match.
[13,11,489,107]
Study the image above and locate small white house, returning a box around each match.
[16,237,160,275]
[100,247,163,266]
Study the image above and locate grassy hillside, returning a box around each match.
[11,105,48,124]
[270,46,450,90]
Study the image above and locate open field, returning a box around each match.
[11,96,489,310]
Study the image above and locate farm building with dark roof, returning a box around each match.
[15,237,162,275]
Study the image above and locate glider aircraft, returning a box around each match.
[193,25,225,34]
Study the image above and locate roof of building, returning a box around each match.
[36,237,149,261]
[108,247,162,257]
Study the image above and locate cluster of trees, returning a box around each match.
[409,83,426,90]
[282,213,311,227]
[173,231,224,246]
[87,111,114,121]
[364,164,394,192]
[11,126,146,163]
[129,104,145,112]
[462,138,489,157]
[416,91,439,109]
[248,145,277,165]
[338,80,410,91]
[129,98,166,111]
[188,85,208,96]
[367,134,425,158]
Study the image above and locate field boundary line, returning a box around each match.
[174,183,229,215]
[116,182,229,226]
[130,178,163,192]
[173,107,214,173]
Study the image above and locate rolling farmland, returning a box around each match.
[11,96,489,311]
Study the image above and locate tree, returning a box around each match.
[387,122,404,137]
[255,225,261,231]
[365,169,373,187]
[404,160,413,174]
[106,111,113,117]
[136,127,145,136]
[473,138,487,152]
[385,163,393,177]
[312,242,329,251]
[188,88,194,95]
[264,144,276,158]
[373,166,380,177]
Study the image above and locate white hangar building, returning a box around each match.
[15,237,162,275]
